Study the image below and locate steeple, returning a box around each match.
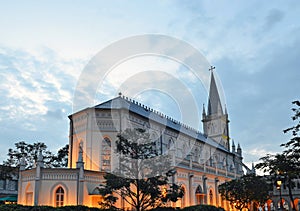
[207,66,223,116]
[202,104,206,118]
[232,140,236,153]
[202,66,230,150]
[237,143,242,156]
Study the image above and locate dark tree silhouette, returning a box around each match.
[98,128,184,211]
[256,100,300,211]
[218,174,270,211]
[51,144,69,167]
[2,141,69,169]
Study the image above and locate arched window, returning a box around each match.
[55,187,64,207]
[209,189,213,205]
[102,138,111,171]
[195,185,204,204]
[25,184,33,206]
[181,186,186,208]
[167,138,174,150]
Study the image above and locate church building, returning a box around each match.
[17,70,244,209]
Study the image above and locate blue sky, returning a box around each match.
[0,0,299,169]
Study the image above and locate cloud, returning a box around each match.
[214,27,300,165]
[46,109,65,120]
[0,46,84,118]
[0,46,85,162]
[263,9,285,31]
[246,147,279,158]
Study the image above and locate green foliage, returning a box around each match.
[0,204,223,211]
[51,144,69,168]
[181,205,225,211]
[98,128,184,211]
[0,204,117,211]
[3,141,53,169]
[256,100,300,210]
[2,141,69,169]
[0,165,17,180]
[0,204,56,211]
[218,174,270,210]
[149,207,176,211]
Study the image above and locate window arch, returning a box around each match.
[209,189,213,205]
[101,137,111,171]
[195,185,204,204]
[181,185,186,208]
[55,187,64,207]
[167,138,174,150]
[25,183,33,206]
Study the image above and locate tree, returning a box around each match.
[51,144,69,167]
[256,101,300,210]
[281,100,300,210]
[218,174,270,211]
[281,100,300,173]
[3,141,54,169]
[256,153,298,210]
[2,141,69,169]
[98,128,184,211]
[0,165,17,180]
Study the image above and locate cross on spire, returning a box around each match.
[209,66,215,72]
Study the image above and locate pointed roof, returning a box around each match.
[207,70,223,115]
[90,95,231,153]
[202,104,206,116]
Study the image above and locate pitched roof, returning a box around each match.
[94,96,230,153]
[207,70,223,115]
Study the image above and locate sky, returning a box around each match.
[0,0,299,170]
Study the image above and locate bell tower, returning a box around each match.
[202,66,230,150]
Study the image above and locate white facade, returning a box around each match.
[18,71,244,209]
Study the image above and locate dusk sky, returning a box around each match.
[0,1,299,170]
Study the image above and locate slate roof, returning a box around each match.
[93,95,230,153]
[207,70,223,115]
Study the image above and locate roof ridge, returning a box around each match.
[116,94,203,135]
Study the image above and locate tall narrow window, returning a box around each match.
[102,138,111,171]
[209,189,213,205]
[25,192,33,205]
[167,138,175,150]
[181,186,186,208]
[55,187,64,207]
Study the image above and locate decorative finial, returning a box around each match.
[20,156,26,170]
[202,103,206,116]
[38,150,43,162]
[209,66,215,72]
[76,141,84,169]
[118,92,122,96]
[78,141,83,162]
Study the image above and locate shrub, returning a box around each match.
[181,205,225,211]
[150,207,177,211]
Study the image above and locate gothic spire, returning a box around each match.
[207,66,223,115]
